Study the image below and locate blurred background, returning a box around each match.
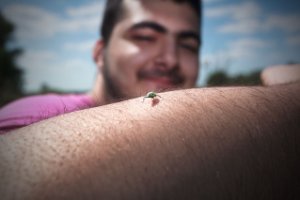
[1,0,300,107]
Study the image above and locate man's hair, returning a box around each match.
[100,0,202,44]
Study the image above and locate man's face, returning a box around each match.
[100,0,200,100]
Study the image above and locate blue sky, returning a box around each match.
[1,0,300,92]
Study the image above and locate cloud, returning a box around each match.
[1,1,106,92]
[227,38,270,58]
[219,19,261,34]
[17,50,57,69]
[17,50,95,92]
[205,2,262,34]
[2,4,62,38]
[203,0,223,4]
[16,50,57,91]
[287,35,300,46]
[265,14,300,33]
[66,1,105,18]
[2,1,105,40]
[205,2,300,34]
[204,4,229,18]
[201,51,232,70]
[62,1,105,33]
[202,38,271,70]
[205,2,261,19]
[63,40,95,52]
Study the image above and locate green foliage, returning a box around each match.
[0,13,23,107]
[207,70,262,87]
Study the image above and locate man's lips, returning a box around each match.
[144,76,174,87]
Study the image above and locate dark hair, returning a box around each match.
[100,0,202,44]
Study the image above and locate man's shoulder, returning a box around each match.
[0,93,94,132]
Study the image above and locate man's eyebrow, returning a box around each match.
[128,21,167,33]
[128,21,201,44]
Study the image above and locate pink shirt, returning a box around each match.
[0,94,95,133]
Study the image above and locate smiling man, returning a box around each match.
[92,0,200,104]
[0,0,201,131]
[0,1,300,199]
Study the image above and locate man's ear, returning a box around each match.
[93,39,105,70]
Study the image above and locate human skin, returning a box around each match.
[91,0,200,104]
[261,64,300,86]
[0,83,299,199]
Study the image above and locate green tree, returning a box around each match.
[0,13,23,107]
[207,70,262,86]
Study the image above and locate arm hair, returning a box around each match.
[0,84,299,199]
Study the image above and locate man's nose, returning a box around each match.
[156,39,179,70]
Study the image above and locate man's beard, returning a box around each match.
[102,64,186,103]
[102,64,129,102]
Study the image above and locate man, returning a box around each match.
[0,0,299,199]
[0,0,200,132]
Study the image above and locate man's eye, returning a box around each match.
[180,43,198,53]
[132,35,155,42]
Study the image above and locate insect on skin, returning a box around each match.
[142,91,161,102]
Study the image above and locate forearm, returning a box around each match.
[0,84,299,199]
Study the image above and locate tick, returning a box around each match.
[143,91,161,102]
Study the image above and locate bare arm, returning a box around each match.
[0,84,299,199]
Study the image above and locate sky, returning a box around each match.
[1,0,300,92]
